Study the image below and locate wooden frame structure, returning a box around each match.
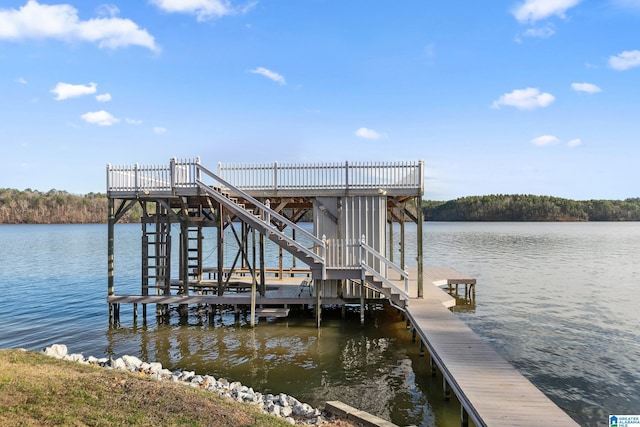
[107,157,424,326]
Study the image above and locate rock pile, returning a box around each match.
[43,344,326,425]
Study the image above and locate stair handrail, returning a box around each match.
[195,163,326,268]
[359,235,410,297]
[360,263,410,304]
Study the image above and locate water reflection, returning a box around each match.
[103,305,464,427]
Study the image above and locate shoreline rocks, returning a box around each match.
[42,344,325,425]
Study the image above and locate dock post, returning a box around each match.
[251,229,257,327]
[360,285,365,326]
[416,195,424,298]
[107,198,115,320]
[217,205,224,297]
[419,341,425,356]
[430,356,437,376]
[460,406,469,427]
[443,377,451,400]
[316,280,322,328]
[412,328,416,343]
[133,303,138,321]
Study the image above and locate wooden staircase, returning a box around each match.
[363,273,407,310]
[193,163,409,310]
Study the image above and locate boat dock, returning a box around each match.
[404,267,579,427]
[105,158,579,426]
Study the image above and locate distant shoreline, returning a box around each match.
[2,188,639,223]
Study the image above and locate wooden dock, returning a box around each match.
[405,267,579,427]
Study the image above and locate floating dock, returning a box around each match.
[403,267,579,427]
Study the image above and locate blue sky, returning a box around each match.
[1,0,640,200]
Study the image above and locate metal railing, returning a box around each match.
[218,161,424,192]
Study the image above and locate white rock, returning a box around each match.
[148,362,163,374]
[66,353,85,363]
[281,405,293,418]
[112,357,127,370]
[279,393,290,407]
[43,344,68,359]
[267,402,280,416]
[285,416,295,425]
[122,355,143,370]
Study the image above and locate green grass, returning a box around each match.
[0,349,296,427]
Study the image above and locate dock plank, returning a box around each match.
[406,267,578,427]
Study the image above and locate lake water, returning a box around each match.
[0,222,638,426]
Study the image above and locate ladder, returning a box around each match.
[142,207,171,296]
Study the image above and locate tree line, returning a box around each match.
[0,188,140,224]
[422,194,640,221]
[1,189,640,224]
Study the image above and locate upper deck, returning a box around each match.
[106,158,424,199]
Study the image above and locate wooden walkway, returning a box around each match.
[405,267,579,427]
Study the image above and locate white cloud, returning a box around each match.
[522,25,555,38]
[125,118,142,125]
[96,4,119,18]
[491,88,555,110]
[567,138,582,147]
[0,1,158,52]
[355,127,385,140]
[96,93,112,102]
[81,110,119,126]
[150,0,255,21]
[608,50,640,70]
[16,77,27,84]
[250,67,286,85]
[51,82,97,100]
[531,135,560,146]
[512,0,582,23]
[153,126,167,134]
[571,82,601,93]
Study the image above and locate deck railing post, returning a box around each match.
[170,157,176,192]
[273,162,278,191]
[419,159,425,195]
[321,234,327,279]
[345,161,349,191]
[195,157,201,185]
[402,265,409,293]
[134,163,140,193]
[265,199,271,231]
[106,164,111,194]
[360,234,366,277]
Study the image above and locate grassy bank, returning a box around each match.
[0,349,357,426]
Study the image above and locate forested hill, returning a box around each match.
[2,189,640,223]
[0,188,139,224]
[422,195,640,221]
